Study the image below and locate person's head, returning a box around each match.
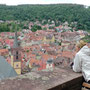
[76,40,86,52]
[87,43,90,48]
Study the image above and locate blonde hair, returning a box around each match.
[76,40,86,49]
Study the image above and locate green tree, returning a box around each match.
[31,25,42,32]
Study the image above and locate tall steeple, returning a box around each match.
[13,30,19,48]
[11,30,21,75]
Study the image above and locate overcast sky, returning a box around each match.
[0,0,90,6]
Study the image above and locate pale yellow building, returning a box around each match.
[43,34,55,43]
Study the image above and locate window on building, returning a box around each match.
[16,51,18,59]
[16,56,18,59]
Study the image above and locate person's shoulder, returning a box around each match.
[76,49,84,56]
[75,52,81,57]
[79,45,90,56]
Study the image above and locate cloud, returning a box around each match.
[0,0,47,5]
[73,0,90,6]
[0,0,90,6]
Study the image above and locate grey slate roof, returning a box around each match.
[0,56,17,80]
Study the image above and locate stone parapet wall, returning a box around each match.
[0,67,82,90]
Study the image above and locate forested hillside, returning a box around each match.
[0,4,90,31]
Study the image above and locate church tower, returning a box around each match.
[11,31,21,74]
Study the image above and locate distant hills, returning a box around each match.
[0,4,90,31]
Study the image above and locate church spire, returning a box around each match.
[11,30,21,74]
[13,30,19,48]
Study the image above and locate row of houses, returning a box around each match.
[0,27,88,75]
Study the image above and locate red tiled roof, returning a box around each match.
[62,51,74,59]
[0,49,8,53]
[5,39,14,47]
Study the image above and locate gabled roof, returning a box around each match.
[0,56,17,80]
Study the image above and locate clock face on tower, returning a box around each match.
[14,62,21,69]
[16,64,19,68]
